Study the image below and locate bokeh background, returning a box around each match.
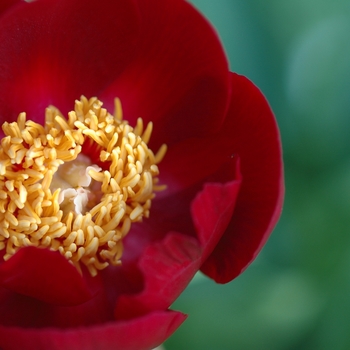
[165,1,350,349]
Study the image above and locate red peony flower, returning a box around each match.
[0,0,284,349]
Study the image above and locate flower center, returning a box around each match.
[51,154,102,216]
[0,97,166,276]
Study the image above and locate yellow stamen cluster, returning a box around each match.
[0,96,166,276]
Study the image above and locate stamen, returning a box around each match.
[0,96,166,276]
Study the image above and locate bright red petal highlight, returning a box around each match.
[101,0,230,149]
[200,73,284,283]
[0,311,186,350]
[0,0,139,126]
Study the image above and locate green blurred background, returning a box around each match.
[165,1,350,349]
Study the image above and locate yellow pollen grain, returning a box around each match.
[0,96,166,276]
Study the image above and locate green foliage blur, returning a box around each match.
[165,1,350,349]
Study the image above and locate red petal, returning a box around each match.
[0,0,139,125]
[0,247,94,306]
[0,0,22,16]
[100,0,230,148]
[191,177,242,262]
[200,73,284,283]
[0,311,185,350]
[114,233,202,320]
[0,284,113,328]
[123,178,243,313]
[103,132,242,266]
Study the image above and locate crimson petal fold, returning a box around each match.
[114,233,202,320]
[192,176,242,262]
[200,73,284,283]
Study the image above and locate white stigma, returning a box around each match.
[51,154,102,215]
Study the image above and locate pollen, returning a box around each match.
[0,96,166,276]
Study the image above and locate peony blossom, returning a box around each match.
[0,0,284,349]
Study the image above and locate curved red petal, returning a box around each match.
[114,233,202,320]
[200,73,284,283]
[0,247,95,306]
[0,0,139,125]
[191,175,242,262]
[100,0,230,148]
[0,311,186,350]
